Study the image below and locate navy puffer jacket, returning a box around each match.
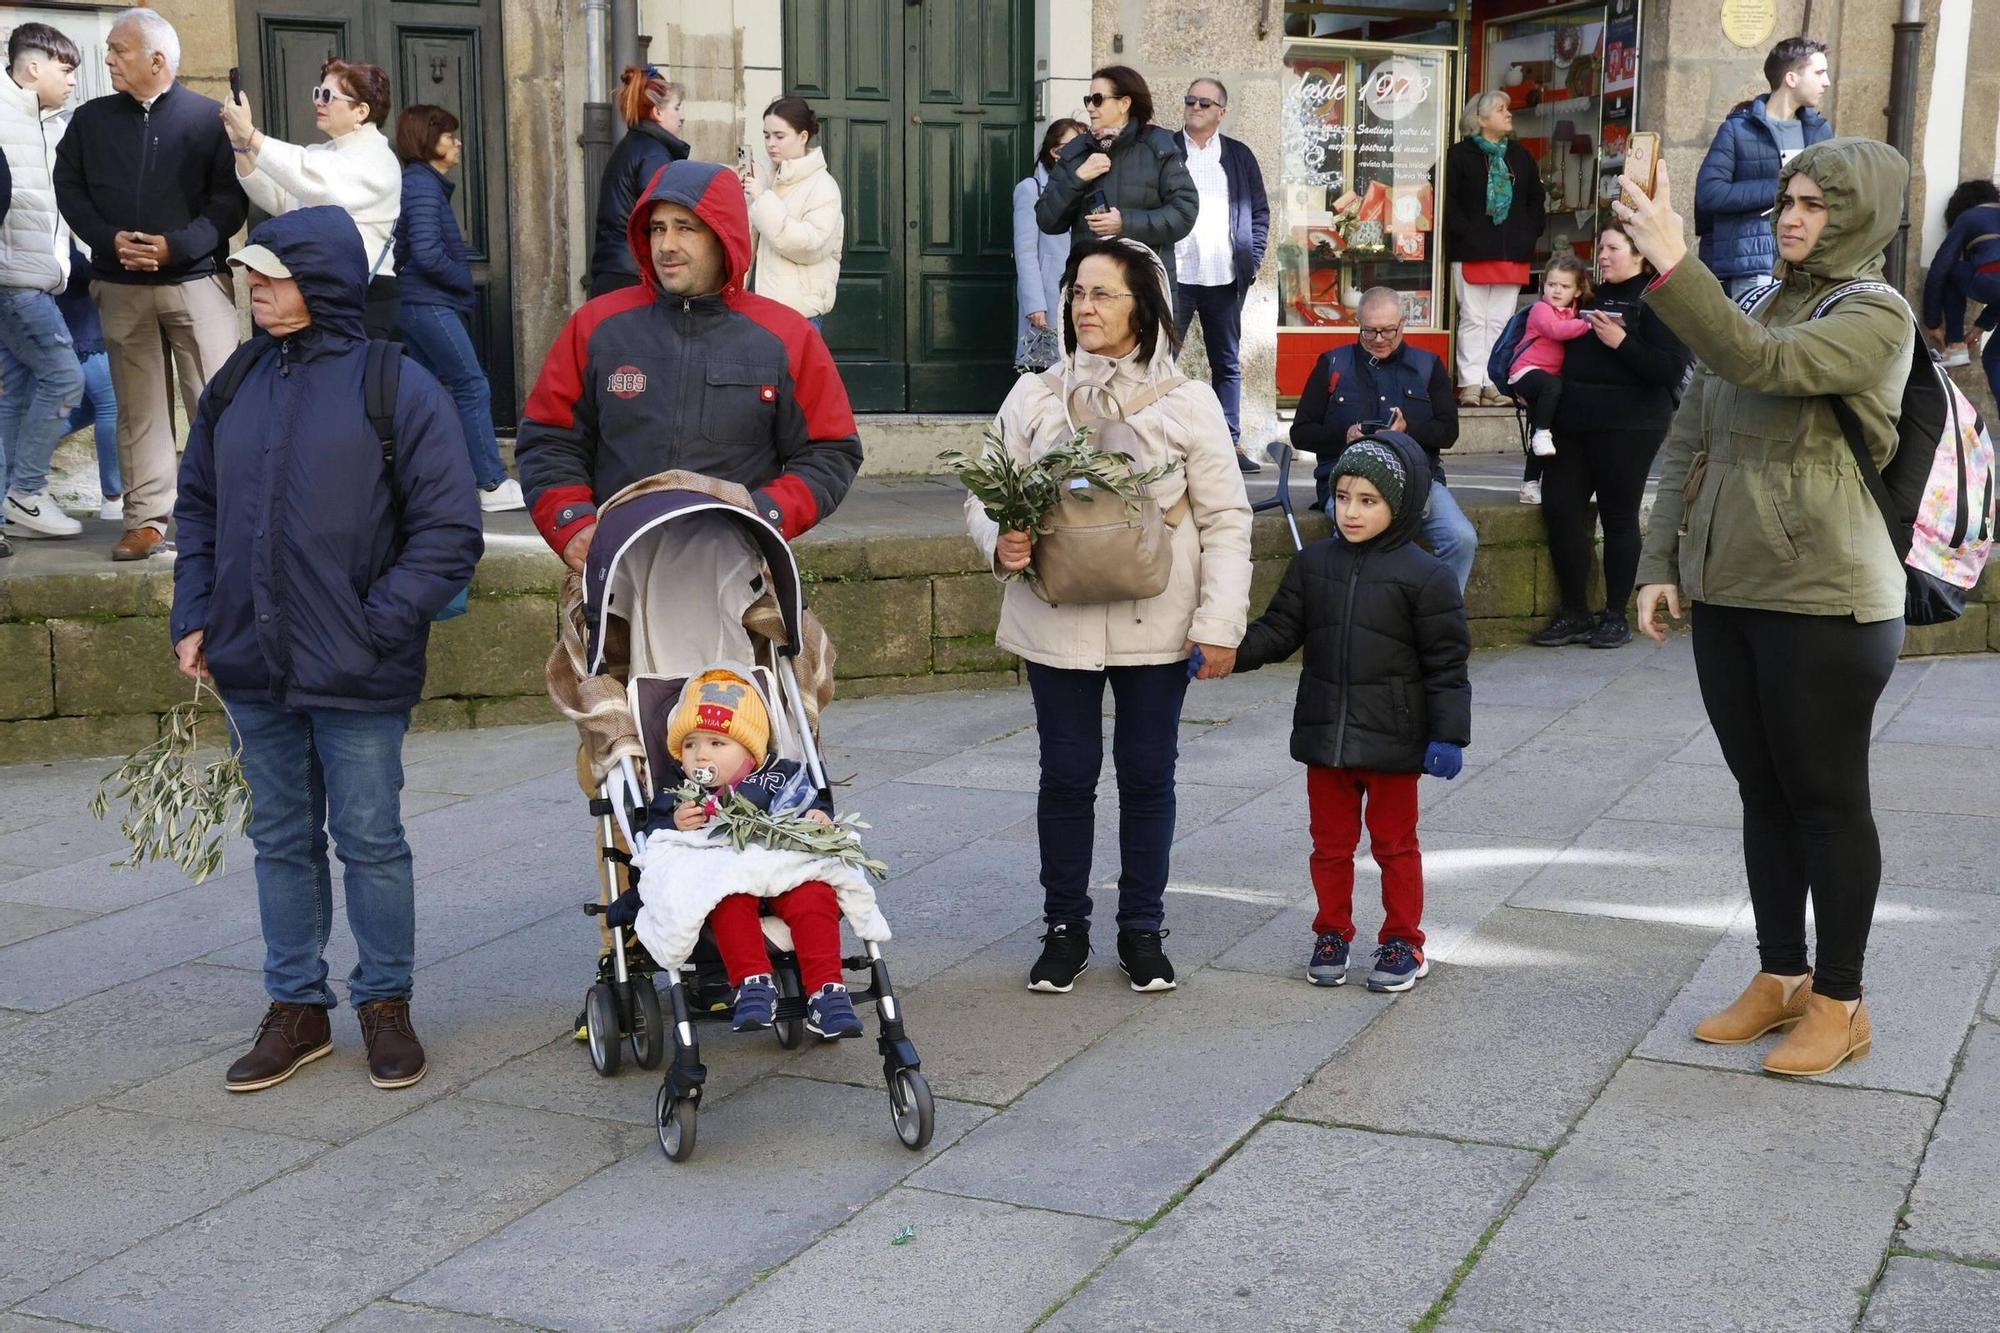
[171,206,483,711]
[1233,430,1471,773]
[1694,96,1833,280]
[394,161,475,314]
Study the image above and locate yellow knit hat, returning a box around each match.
[667,668,772,771]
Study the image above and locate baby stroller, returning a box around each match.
[547,473,933,1162]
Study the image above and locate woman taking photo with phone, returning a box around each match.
[1035,66,1198,289]
[1620,139,1912,1080]
[743,96,843,328]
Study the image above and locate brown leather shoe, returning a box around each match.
[1692,972,1812,1044]
[356,998,428,1089]
[1764,992,1871,1077]
[225,1001,333,1092]
[111,527,165,561]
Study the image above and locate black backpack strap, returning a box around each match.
[201,338,278,421]
[363,339,405,518]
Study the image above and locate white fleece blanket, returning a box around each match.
[631,830,890,970]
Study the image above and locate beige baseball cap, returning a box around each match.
[228,244,293,278]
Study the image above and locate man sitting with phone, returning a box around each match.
[1286,287,1477,592]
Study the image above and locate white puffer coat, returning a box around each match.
[964,245,1254,669]
[747,147,843,319]
[241,122,401,276]
[0,78,71,292]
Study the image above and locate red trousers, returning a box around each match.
[708,881,844,992]
[1306,766,1425,947]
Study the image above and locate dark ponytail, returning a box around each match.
[762,96,820,147]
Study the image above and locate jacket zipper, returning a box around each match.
[135,104,151,223]
[1329,554,1362,764]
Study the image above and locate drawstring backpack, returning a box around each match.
[1027,369,1190,606]
[1721,280,1996,625]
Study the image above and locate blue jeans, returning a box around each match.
[396,302,507,489]
[0,288,85,497]
[228,699,417,1008]
[1026,659,1190,932]
[0,347,121,496]
[1939,264,2000,343]
[1173,281,1244,442]
[1322,476,1477,594]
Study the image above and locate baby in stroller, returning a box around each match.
[605,666,864,1040]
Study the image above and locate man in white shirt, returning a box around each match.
[1172,78,1268,474]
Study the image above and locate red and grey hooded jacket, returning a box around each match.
[516,160,861,553]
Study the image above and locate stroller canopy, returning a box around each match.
[584,489,807,677]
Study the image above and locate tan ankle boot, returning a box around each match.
[1763,992,1870,1076]
[1692,973,1811,1044]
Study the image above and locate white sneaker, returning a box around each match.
[479,477,526,512]
[1941,344,1972,368]
[4,490,84,537]
[1530,429,1557,457]
[1519,480,1543,505]
[98,497,124,523]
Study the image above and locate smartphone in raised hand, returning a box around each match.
[229,66,242,105]
[1623,132,1660,209]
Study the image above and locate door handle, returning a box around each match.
[910,115,921,125]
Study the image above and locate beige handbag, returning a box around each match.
[1028,371,1190,606]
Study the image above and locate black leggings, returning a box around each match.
[1691,603,1904,1001]
[1513,369,1562,430]
[1543,427,1666,614]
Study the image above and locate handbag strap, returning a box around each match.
[1041,369,1189,429]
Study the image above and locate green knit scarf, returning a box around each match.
[1471,134,1514,226]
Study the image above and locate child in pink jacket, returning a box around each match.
[1508,254,1596,469]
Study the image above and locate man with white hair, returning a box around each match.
[53,8,245,561]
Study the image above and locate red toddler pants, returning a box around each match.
[1307,766,1425,947]
[708,881,844,991]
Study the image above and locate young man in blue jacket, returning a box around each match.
[1694,36,1834,298]
[171,206,482,1096]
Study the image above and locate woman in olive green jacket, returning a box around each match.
[1616,138,1911,1080]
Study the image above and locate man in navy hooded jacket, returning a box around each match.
[171,205,481,1096]
[1694,36,1834,296]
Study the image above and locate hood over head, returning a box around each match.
[1776,137,1910,282]
[239,206,368,341]
[1334,429,1432,551]
[1061,238,1182,385]
[625,159,753,298]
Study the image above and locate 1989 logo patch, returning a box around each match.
[607,366,648,399]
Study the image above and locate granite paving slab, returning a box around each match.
[1900,1022,2000,1264]
[1535,661,1711,742]
[1043,1121,1537,1332]
[0,1105,321,1306]
[842,780,1039,882]
[1164,699,1309,792]
[910,967,1382,1221]
[1421,734,1681,841]
[1464,646,1634,708]
[326,1305,539,1333]
[0,838,251,914]
[695,1186,1129,1332]
[1859,1256,2000,1333]
[26,1098,643,1333]
[1877,688,2000,749]
[0,809,134,870]
[0,759,118,837]
[1906,654,2000,700]
[0,901,93,948]
[1601,756,1744,828]
[1506,817,1749,929]
[1443,1060,1936,1333]
[1638,886,2000,1096]
[817,687,1033,753]
[0,962,255,1142]
[460,1021,800,1127]
[1286,907,1714,1149]
[0,873,264,1012]
[1872,810,2000,894]
[395,1077,988,1332]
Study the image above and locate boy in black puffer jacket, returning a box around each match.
[1234,432,1472,993]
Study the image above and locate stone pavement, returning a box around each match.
[0,641,1995,1332]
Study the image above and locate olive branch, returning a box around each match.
[669,779,888,881]
[88,679,251,884]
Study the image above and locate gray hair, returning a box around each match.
[1357,287,1403,320]
[1459,90,1508,137]
[112,8,180,76]
[1187,76,1228,106]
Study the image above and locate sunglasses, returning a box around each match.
[1081,92,1125,108]
[1183,96,1225,110]
[310,84,359,107]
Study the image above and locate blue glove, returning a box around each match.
[1423,742,1464,780]
[1186,646,1205,680]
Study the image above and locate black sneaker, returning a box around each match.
[1587,611,1632,649]
[1028,923,1091,993]
[1117,928,1177,993]
[1235,449,1263,475]
[1530,612,1597,647]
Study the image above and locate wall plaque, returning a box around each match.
[1720,0,1779,49]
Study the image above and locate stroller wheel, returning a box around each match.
[657,1082,698,1162]
[888,1067,934,1151]
[584,983,621,1077]
[774,963,804,1050]
[629,977,665,1070]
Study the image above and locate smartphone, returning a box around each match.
[1087,189,1110,215]
[1357,419,1391,435]
[1623,131,1660,208]
[228,66,242,105]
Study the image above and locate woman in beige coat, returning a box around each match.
[744,97,843,327]
[965,236,1253,996]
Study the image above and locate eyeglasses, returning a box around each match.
[1082,93,1123,108]
[1183,96,1225,110]
[1068,286,1133,307]
[310,85,359,107]
[1358,325,1403,340]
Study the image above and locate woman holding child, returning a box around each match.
[964,236,1252,997]
[1620,138,1911,1078]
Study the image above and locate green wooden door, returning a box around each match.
[784,0,1030,412]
